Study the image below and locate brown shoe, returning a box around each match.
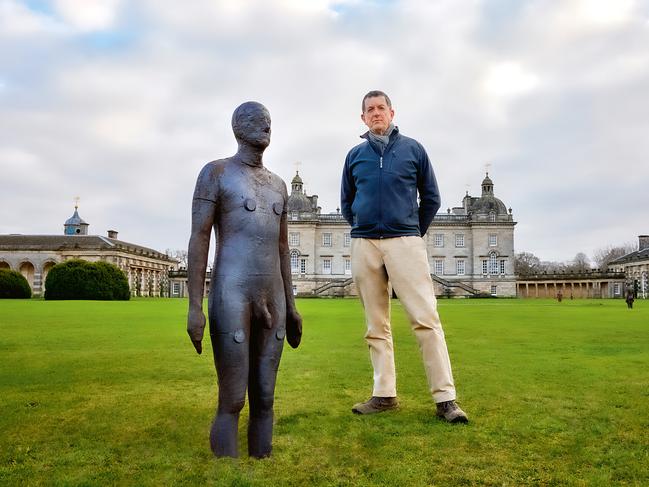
[352,396,399,415]
[436,400,468,423]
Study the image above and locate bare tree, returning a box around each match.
[592,243,637,269]
[541,260,568,273]
[570,252,591,272]
[166,248,188,268]
[515,252,542,276]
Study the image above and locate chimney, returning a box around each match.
[107,230,118,239]
[639,235,649,251]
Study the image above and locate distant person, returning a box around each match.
[340,90,467,423]
[625,286,635,309]
[557,291,563,302]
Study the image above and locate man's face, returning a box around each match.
[361,96,394,135]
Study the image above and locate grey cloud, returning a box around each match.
[1,0,648,261]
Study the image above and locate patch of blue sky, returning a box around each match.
[331,0,397,16]
[23,0,55,16]
[80,29,137,50]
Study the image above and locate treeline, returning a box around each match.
[515,243,637,276]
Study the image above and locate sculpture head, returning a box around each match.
[232,101,271,149]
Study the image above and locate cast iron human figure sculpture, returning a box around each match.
[186,101,302,458]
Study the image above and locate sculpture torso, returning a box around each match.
[196,158,287,278]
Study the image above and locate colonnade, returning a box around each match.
[517,280,611,299]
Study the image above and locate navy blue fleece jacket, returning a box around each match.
[340,127,441,238]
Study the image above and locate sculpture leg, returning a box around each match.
[247,311,285,458]
[209,307,250,457]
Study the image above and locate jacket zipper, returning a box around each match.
[378,155,383,237]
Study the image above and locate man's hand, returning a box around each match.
[187,307,206,355]
[286,308,302,349]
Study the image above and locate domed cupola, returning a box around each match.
[481,173,494,196]
[287,171,321,217]
[64,200,89,235]
[468,172,508,216]
[291,171,304,194]
[288,171,314,213]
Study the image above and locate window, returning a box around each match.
[434,259,444,275]
[489,234,497,247]
[290,211,298,221]
[482,260,488,275]
[344,233,351,247]
[345,258,352,275]
[172,282,180,296]
[292,285,297,296]
[456,260,465,276]
[499,260,505,275]
[289,232,300,246]
[322,233,332,247]
[489,212,496,222]
[300,258,307,274]
[489,252,498,275]
[434,234,444,247]
[613,283,620,296]
[290,250,299,274]
[323,258,332,274]
[491,285,497,296]
[455,234,464,247]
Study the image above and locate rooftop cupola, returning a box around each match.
[291,171,304,194]
[481,172,494,196]
[64,199,89,235]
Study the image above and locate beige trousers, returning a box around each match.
[351,236,456,403]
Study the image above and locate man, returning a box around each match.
[625,284,634,309]
[340,90,468,423]
[186,101,302,458]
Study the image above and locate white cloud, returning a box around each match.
[53,0,123,31]
[483,61,541,99]
[0,0,66,36]
[1,0,649,260]
[570,0,636,28]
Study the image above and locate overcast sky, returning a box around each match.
[1,0,648,263]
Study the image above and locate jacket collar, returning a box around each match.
[361,125,400,155]
[360,124,400,141]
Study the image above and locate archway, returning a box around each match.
[19,261,35,291]
[42,261,57,292]
[0,261,10,270]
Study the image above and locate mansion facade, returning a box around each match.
[286,171,517,297]
[0,206,176,297]
[608,235,649,299]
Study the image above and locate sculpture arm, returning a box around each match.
[186,164,219,355]
[279,186,302,348]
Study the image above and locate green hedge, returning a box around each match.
[44,259,130,300]
[0,269,32,299]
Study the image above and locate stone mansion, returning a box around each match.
[0,205,176,297]
[285,171,517,297]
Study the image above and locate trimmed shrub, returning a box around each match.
[44,259,130,301]
[0,269,32,299]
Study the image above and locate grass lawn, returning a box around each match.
[0,297,647,486]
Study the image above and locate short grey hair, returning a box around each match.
[362,90,392,112]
